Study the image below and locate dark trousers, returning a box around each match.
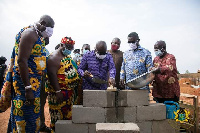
[154,96,179,103]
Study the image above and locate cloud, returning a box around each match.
[0,0,199,74]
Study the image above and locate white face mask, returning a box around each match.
[95,52,106,59]
[129,42,137,50]
[83,49,89,54]
[40,27,53,38]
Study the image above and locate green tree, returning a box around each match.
[185,70,190,74]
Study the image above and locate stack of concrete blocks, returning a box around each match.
[55,90,179,133]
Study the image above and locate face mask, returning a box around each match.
[155,49,163,57]
[129,42,137,50]
[75,53,80,57]
[62,48,71,56]
[83,49,89,54]
[111,45,119,51]
[41,27,53,38]
[95,52,106,59]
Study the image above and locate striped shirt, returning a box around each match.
[78,50,116,90]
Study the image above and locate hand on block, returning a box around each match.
[107,85,117,91]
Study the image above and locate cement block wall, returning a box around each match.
[55,90,179,133]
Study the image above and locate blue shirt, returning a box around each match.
[78,50,116,90]
[120,46,153,90]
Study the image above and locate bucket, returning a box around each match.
[164,101,179,119]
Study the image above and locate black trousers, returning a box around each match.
[154,96,179,103]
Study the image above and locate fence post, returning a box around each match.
[194,96,199,133]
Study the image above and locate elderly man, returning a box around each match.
[152,40,180,103]
[108,38,123,89]
[81,44,90,55]
[0,15,54,133]
[73,49,81,65]
[120,32,153,90]
[0,56,7,90]
[46,36,80,131]
[78,41,116,90]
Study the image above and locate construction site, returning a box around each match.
[0,73,200,133]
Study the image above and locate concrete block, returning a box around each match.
[117,107,137,123]
[137,121,152,133]
[137,103,166,121]
[105,108,118,123]
[124,107,137,122]
[118,90,149,107]
[104,107,137,123]
[152,120,179,133]
[72,105,105,123]
[83,90,115,107]
[118,90,128,107]
[55,120,88,133]
[127,90,149,106]
[96,123,140,133]
[88,124,96,133]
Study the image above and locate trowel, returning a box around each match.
[90,74,107,84]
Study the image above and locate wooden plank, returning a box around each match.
[179,103,195,110]
[180,93,196,98]
[194,96,199,133]
[178,73,200,78]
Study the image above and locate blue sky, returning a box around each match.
[0,0,199,73]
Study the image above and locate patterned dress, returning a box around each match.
[152,53,180,99]
[120,46,153,90]
[46,56,80,130]
[0,26,47,133]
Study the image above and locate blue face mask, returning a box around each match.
[83,49,89,54]
[62,48,71,56]
[75,53,80,57]
[155,49,163,57]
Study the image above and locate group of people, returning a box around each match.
[0,14,180,133]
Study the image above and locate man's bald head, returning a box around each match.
[39,15,55,28]
[96,41,107,55]
[154,40,166,50]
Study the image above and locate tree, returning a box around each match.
[185,70,190,74]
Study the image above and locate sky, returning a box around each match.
[0,0,199,74]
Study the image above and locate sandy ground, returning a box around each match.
[1,79,199,132]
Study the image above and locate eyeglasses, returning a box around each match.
[128,40,139,44]
[95,50,107,55]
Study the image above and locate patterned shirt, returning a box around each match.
[120,45,153,90]
[152,53,180,98]
[78,50,116,90]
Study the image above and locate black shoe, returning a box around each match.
[40,125,52,133]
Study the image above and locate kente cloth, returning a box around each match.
[0,54,14,112]
[120,45,153,90]
[46,56,80,130]
[152,53,180,98]
[108,50,123,89]
[78,50,116,90]
[0,25,48,133]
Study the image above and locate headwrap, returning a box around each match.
[61,36,75,45]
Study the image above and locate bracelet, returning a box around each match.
[25,85,32,90]
[55,90,61,93]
